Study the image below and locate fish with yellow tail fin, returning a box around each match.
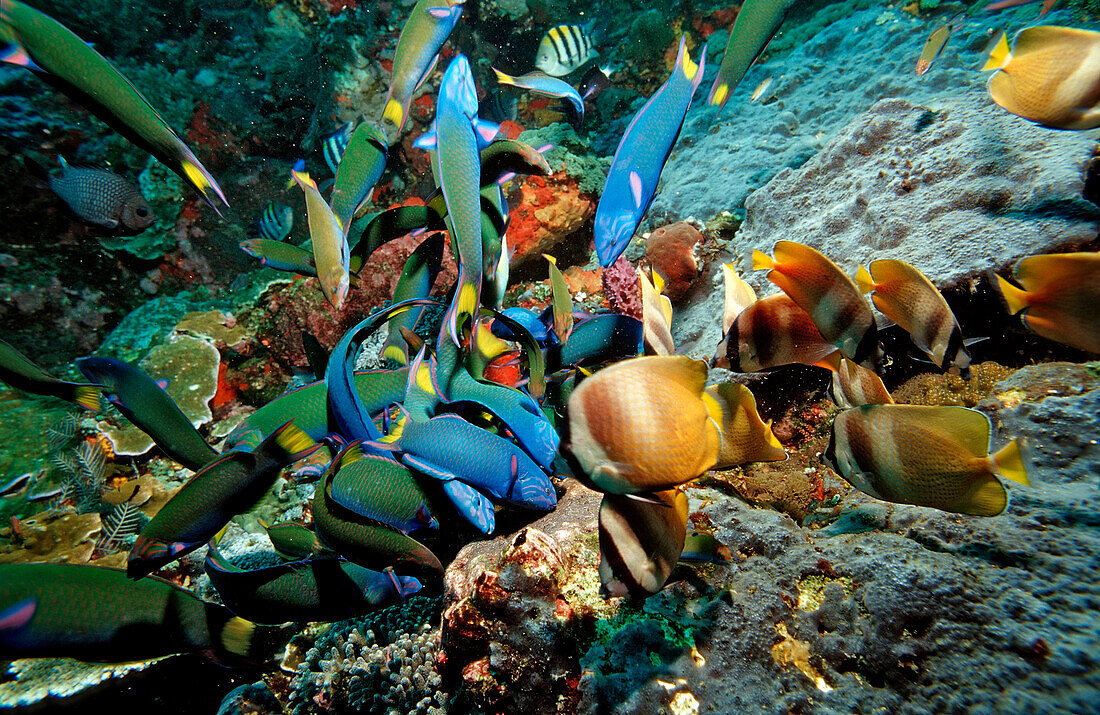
[0,563,289,664]
[128,421,320,579]
[824,405,1029,517]
[981,26,1100,130]
[707,0,797,108]
[640,269,675,356]
[291,163,349,310]
[995,252,1100,354]
[545,254,574,345]
[712,292,839,372]
[564,355,719,496]
[721,264,758,334]
[855,259,973,376]
[824,355,894,408]
[598,489,688,598]
[703,383,786,468]
[0,1,228,214]
[752,241,881,368]
[380,0,466,144]
[0,338,101,410]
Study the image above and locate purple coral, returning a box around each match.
[601,255,641,320]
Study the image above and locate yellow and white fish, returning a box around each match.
[996,251,1100,354]
[598,489,687,598]
[825,404,1029,517]
[981,26,1100,130]
[704,382,786,467]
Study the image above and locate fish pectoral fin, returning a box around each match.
[623,491,673,506]
[0,597,36,632]
[628,170,645,210]
[440,478,496,534]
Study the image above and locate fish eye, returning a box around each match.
[136,207,150,217]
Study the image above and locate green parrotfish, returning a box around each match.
[0,338,101,410]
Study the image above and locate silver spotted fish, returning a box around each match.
[49,157,154,234]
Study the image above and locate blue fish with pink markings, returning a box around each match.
[594,35,704,267]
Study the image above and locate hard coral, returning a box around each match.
[892,361,1016,407]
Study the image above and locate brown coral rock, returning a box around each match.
[644,222,704,302]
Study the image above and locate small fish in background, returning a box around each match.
[579,65,611,101]
[535,23,598,77]
[48,157,155,234]
[981,26,1100,130]
[239,238,317,276]
[253,201,293,242]
[564,355,719,496]
[825,355,895,408]
[322,122,354,176]
[752,241,882,369]
[750,75,773,102]
[983,0,1059,19]
[855,259,973,376]
[492,67,585,125]
[0,472,35,499]
[290,163,350,310]
[598,488,687,598]
[995,251,1100,354]
[481,87,518,124]
[708,0,798,108]
[825,404,1030,517]
[915,15,962,76]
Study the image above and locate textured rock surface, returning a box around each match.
[652,6,1097,223]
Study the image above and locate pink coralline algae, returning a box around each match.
[601,255,642,320]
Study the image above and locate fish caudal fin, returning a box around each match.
[981,32,1011,72]
[268,420,318,460]
[178,146,228,215]
[992,438,1030,486]
[854,264,875,294]
[72,385,102,411]
[383,99,405,133]
[751,249,775,271]
[995,274,1030,315]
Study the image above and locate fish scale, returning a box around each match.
[327,446,437,534]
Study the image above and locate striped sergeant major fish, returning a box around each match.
[323,122,354,175]
[254,202,293,242]
[535,23,598,77]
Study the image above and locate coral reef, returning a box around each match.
[0,657,158,709]
[893,361,1017,406]
[288,594,447,715]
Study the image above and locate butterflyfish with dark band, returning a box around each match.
[995,251,1100,354]
[825,404,1029,517]
[752,241,882,368]
[598,489,688,598]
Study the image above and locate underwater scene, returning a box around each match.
[0,0,1098,712]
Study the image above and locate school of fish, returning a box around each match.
[0,0,1096,676]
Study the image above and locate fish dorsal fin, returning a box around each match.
[981,30,1011,72]
[722,264,757,333]
[635,355,708,396]
[889,405,992,457]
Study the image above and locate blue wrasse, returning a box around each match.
[239,238,317,276]
[205,547,420,625]
[0,1,227,213]
[380,0,466,143]
[330,122,388,232]
[707,0,797,109]
[0,563,282,664]
[594,36,704,267]
[415,54,498,346]
[77,356,219,471]
[545,313,645,372]
[292,165,350,310]
[128,421,317,579]
[492,67,585,123]
[372,408,557,534]
[326,300,440,443]
[0,338,101,410]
